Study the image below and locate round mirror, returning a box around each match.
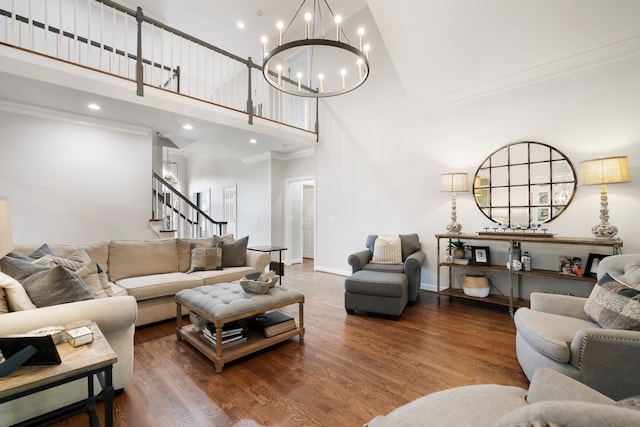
[473,141,577,227]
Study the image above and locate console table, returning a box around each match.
[435,233,623,315]
[0,324,117,427]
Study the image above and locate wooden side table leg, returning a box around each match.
[176,301,183,340]
[299,300,305,341]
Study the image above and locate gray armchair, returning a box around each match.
[347,234,426,303]
[514,254,640,400]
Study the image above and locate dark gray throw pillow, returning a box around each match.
[21,265,95,307]
[400,234,421,260]
[213,235,249,267]
[28,243,54,259]
[0,255,49,281]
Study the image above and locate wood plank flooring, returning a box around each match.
[53,260,528,426]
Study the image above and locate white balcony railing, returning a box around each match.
[0,0,318,134]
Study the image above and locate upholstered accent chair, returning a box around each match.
[365,367,640,427]
[344,234,426,318]
[514,254,640,400]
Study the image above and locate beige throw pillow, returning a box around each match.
[0,271,37,311]
[371,234,402,264]
[76,262,109,299]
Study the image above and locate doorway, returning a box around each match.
[285,178,315,265]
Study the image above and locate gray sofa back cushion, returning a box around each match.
[108,239,179,282]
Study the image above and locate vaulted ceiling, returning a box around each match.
[2,0,639,159]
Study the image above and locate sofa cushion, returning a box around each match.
[514,307,596,363]
[27,243,54,259]
[584,272,640,330]
[108,239,179,282]
[21,265,95,307]
[177,237,214,272]
[190,266,258,285]
[363,263,405,274]
[0,271,36,311]
[187,245,222,273]
[214,235,249,267]
[371,235,402,265]
[114,272,204,301]
[345,271,408,297]
[495,401,640,427]
[13,242,110,274]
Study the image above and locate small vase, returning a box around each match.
[453,249,466,259]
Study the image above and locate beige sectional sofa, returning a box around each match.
[14,237,271,326]
[0,236,269,425]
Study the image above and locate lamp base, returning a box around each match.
[446,222,462,233]
[591,223,618,238]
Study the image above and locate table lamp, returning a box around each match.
[579,156,630,238]
[0,196,33,378]
[441,173,469,233]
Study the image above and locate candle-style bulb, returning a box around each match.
[340,69,346,89]
[318,73,325,93]
[363,44,370,59]
[276,64,283,85]
[296,72,303,91]
[335,15,342,40]
[261,36,268,58]
[276,21,284,46]
[304,12,312,39]
[357,27,365,50]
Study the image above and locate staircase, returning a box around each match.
[151,172,226,238]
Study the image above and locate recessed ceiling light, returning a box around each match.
[237,21,245,29]
[87,103,101,110]
[183,124,194,130]
[249,138,257,144]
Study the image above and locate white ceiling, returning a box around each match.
[1,0,639,159]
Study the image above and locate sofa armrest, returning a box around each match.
[348,250,372,273]
[526,367,613,404]
[0,296,138,335]
[569,328,640,400]
[404,251,426,274]
[530,292,590,320]
[246,250,271,272]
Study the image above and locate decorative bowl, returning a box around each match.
[240,277,278,294]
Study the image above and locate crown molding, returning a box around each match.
[242,147,316,164]
[416,36,640,112]
[0,99,151,136]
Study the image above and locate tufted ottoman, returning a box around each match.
[344,270,409,319]
[175,282,304,372]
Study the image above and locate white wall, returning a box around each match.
[187,153,271,246]
[315,43,640,297]
[0,108,155,244]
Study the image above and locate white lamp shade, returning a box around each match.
[580,156,630,185]
[440,173,469,192]
[0,196,13,257]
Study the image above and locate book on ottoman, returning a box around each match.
[249,311,296,337]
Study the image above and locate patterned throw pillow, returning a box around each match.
[371,234,402,265]
[187,245,223,272]
[584,272,640,330]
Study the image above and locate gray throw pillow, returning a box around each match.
[28,243,54,260]
[5,251,34,262]
[365,235,378,253]
[0,255,49,282]
[21,265,95,307]
[213,235,249,267]
[400,233,421,260]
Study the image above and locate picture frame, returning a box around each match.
[559,255,583,277]
[585,253,608,278]
[538,207,550,221]
[471,246,491,265]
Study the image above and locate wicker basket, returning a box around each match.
[239,277,279,294]
[462,274,490,298]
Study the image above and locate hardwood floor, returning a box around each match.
[54,260,528,426]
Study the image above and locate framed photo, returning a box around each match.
[585,253,608,278]
[538,207,550,221]
[471,246,491,265]
[559,256,583,277]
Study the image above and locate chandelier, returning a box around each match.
[260,0,370,98]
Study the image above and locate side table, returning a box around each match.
[0,323,117,427]
[248,245,288,283]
